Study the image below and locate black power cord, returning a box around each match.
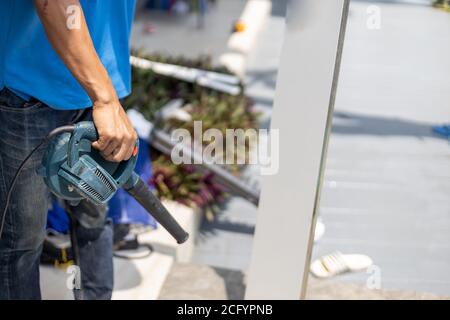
[0,125,75,240]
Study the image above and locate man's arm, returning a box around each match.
[33,0,137,162]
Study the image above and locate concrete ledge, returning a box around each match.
[112,252,174,300]
[219,52,247,78]
[138,200,202,262]
[40,252,174,300]
[227,0,272,55]
[220,0,272,76]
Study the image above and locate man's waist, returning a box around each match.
[0,87,39,108]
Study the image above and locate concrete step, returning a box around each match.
[139,200,202,263]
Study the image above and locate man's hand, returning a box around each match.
[92,99,138,162]
[33,0,137,162]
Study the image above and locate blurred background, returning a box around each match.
[41,0,450,300]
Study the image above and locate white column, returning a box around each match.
[245,0,350,299]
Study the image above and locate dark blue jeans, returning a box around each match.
[0,89,113,300]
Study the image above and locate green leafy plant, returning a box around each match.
[150,155,227,220]
[124,51,259,214]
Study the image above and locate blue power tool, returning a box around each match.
[40,121,189,244]
[0,121,188,244]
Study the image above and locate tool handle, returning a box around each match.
[73,121,99,142]
[125,178,189,244]
[68,122,99,167]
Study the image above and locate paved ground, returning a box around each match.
[192,0,450,297]
[131,0,247,63]
[159,263,448,300]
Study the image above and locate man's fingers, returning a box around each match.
[91,118,137,162]
[125,130,139,160]
[92,135,111,151]
[92,130,126,161]
[110,133,135,162]
[123,139,135,161]
[101,136,123,158]
[111,144,129,162]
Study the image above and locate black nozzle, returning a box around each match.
[125,178,189,244]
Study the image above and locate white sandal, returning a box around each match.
[310,251,373,278]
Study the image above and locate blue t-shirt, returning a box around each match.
[0,0,136,110]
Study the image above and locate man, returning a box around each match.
[0,0,138,299]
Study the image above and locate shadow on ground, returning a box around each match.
[332,111,447,140]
